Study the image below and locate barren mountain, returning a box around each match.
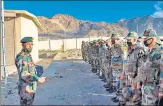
[38,14,163,39]
[38,14,128,38]
[114,15,163,36]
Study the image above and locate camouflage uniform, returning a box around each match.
[85,42,89,62]
[94,41,100,73]
[136,29,163,105]
[104,42,112,87]
[88,42,93,64]
[99,41,106,78]
[110,33,126,92]
[91,41,98,73]
[81,41,86,61]
[96,40,102,76]
[119,32,145,105]
[15,37,39,105]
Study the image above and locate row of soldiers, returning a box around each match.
[81,29,163,106]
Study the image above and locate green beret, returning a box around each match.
[20,37,34,43]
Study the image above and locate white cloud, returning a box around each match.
[154,4,161,11]
[152,10,163,18]
[152,2,163,18]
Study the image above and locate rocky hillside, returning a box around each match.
[38,14,163,38]
[114,15,163,36]
[38,14,128,38]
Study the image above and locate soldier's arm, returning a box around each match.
[19,57,39,83]
[121,46,127,73]
[135,48,145,77]
[159,53,163,97]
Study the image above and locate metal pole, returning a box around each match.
[1,0,7,84]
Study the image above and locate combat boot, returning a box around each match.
[96,69,100,76]
[91,68,97,73]
[103,84,110,88]
[109,87,115,93]
[113,98,119,103]
[101,78,106,82]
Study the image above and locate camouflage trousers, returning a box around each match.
[112,68,122,90]
[96,58,101,75]
[82,51,86,61]
[141,84,159,105]
[119,87,132,105]
[99,57,105,77]
[103,63,112,86]
[96,57,103,76]
[85,53,89,62]
[92,56,97,69]
[20,94,35,105]
[131,88,142,105]
[90,54,95,65]
[18,82,36,105]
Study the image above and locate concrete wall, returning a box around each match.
[38,36,163,51]
[3,18,16,66]
[38,37,111,51]
[20,17,39,63]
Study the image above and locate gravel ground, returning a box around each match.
[1,59,118,105]
[1,50,118,105]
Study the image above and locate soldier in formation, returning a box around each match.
[81,28,163,106]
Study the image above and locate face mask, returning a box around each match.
[127,42,132,47]
[144,38,154,47]
[24,48,32,53]
[102,45,107,50]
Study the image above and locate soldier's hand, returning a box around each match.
[38,77,46,83]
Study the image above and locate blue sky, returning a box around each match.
[4,1,163,23]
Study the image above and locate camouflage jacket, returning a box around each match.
[124,45,145,76]
[81,43,84,52]
[104,48,111,65]
[15,49,39,92]
[137,44,163,87]
[110,44,127,69]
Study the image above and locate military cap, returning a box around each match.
[20,37,34,43]
[143,29,162,44]
[142,29,157,37]
[126,31,138,39]
[111,33,120,39]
